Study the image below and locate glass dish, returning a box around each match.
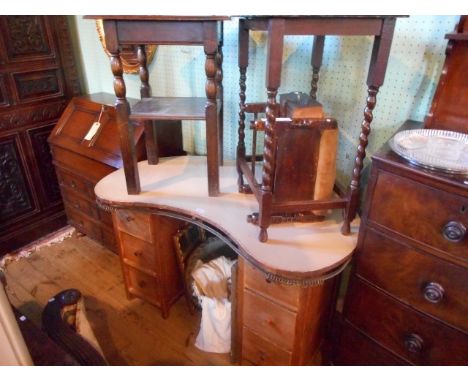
[389,129,468,174]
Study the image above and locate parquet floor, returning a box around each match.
[3,231,232,366]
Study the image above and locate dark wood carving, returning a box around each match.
[29,125,61,205]
[0,16,81,256]
[1,16,52,60]
[0,138,34,223]
[0,75,9,108]
[13,69,63,102]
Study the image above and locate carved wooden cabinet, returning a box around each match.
[233,258,336,365]
[111,209,185,319]
[333,128,468,365]
[0,16,81,255]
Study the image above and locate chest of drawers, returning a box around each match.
[233,258,336,365]
[111,209,185,319]
[334,128,468,365]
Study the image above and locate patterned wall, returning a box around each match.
[74,16,459,186]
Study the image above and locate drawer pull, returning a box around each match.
[138,280,146,289]
[134,250,143,257]
[74,202,80,210]
[423,282,444,304]
[442,221,466,243]
[125,215,135,222]
[404,333,424,354]
[70,180,77,189]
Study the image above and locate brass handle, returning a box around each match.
[404,333,424,354]
[423,282,444,304]
[442,221,466,243]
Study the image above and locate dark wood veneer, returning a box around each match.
[0,16,81,256]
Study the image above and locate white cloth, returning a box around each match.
[192,256,235,353]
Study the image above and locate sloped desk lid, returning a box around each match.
[49,93,144,169]
[95,156,359,282]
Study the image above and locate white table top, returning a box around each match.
[95,156,359,281]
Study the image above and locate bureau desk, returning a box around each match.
[94,156,359,365]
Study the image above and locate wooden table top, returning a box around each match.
[84,16,230,21]
[95,156,359,282]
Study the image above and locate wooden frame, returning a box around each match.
[236,16,398,242]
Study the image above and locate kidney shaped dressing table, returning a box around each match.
[94,156,359,365]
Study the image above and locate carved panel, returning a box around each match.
[29,125,61,204]
[0,137,34,225]
[0,75,9,108]
[1,16,52,61]
[53,16,82,97]
[13,69,63,103]
[0,100,67,131]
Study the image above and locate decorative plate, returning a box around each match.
[389,129,468,174]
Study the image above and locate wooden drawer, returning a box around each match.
[120,231,157,271]
[242,326,292,365]
[65,206,101,240]
[61,188,100,220]
[125,267,160,306]
[334,320,408,366]
[114,209,152,242]
[243,289,297,351]
[357,228,468,333]
[368,170,468,263]
[56,167,94,199]
[345,276,468,365]
[244,261,300,311]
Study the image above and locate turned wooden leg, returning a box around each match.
[310,36,325,100]
[258,19,285,242]
[137,45,159,165]
[342,86,379,235]
[216,42,224,166]
[104,20,140,194]
[204,24,220,197]
[342,18,396,234]
[237,19,249,192]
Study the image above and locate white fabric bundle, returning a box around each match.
[192,256,236,353]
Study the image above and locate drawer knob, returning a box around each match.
[404,333,424,354]
[442,221,466,243]
[423,282,444,304]
[134,250,143,257]
[71,180,77,189]
[138,280,146,289]
[125,215,135,222]
[74,202,80,210]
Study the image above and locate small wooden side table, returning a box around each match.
[236,16,400,239]
[85,16,228,196]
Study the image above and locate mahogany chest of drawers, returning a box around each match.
[334,125,468,365]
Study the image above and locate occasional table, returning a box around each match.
[236,16,400,238]
[85,16,228,196]
[95,156,359,365]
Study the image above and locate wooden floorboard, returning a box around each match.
[3,232,232,366]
